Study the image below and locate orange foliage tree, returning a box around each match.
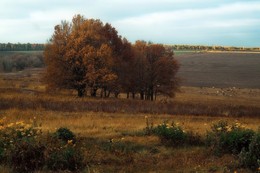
[44,15,124,97]
[44,14,179,99]
[126,41,180,100]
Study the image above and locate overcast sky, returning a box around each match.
[0,0,260,47]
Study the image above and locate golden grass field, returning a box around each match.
[0,67,260,172]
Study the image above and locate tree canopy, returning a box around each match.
[44,14,179,100]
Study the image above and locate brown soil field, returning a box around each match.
[175,52,260,88]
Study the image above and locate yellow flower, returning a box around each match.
[24,124,31,129]
[15,121,24,125]
[67,140,73,145]
[227,126,232,132]
[7,123,14,128]
[235,122,241,127]
[217,127,222,131]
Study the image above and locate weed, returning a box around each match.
[151,120,203,146]
[8,140,45,173]
[239,129,260,171]
[206,120,255,155]
[55,127,75,142]
[0,117,85,172]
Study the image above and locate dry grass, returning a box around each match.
[0,88,259,117]
[1,108,259,141]
[0,68,260,172]
[4,107,253,172]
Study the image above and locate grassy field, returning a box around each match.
[173,50,200,56]
[0,65,259,172]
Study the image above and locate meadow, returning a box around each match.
[0,51,260,172]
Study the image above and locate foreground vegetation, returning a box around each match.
[0,67,260,172]
[0,112,259,172]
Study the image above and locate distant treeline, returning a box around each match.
[0,52,44,72]
[165,45,260,52]
[1,43,259,52]
[0,43,45,51]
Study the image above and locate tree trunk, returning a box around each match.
[100,89,103,98]
[150,86,154,101]
[132,92,135,99]
[150,91,154,101]
[77,88,85,97]
[140,92,144,100]
[91,88,97,97]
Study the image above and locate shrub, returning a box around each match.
[0,118,85,172]
[153,122,187,146]
[150,120,203,146]
[206,120,255,155]
[45,135,85,172]
[7,140,45,173]
[0,117,44,172]
[239,130,260,171]
[55,127,75,142]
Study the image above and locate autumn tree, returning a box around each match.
[128,41,179,100]
[44,15,124,97]
[44,14,179,99]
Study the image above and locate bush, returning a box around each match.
[206,120,255,155]
[153,122,187,146]
[0,118,85,172]
[8,141,45,173]
[151,121,202,146]
[45,135,85,172]
[0,118,44,172]
[55,127,75,142]
[239,130,260,171]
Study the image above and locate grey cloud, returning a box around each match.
[0,0,259,46]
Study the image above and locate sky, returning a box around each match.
[0,0,260,47]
